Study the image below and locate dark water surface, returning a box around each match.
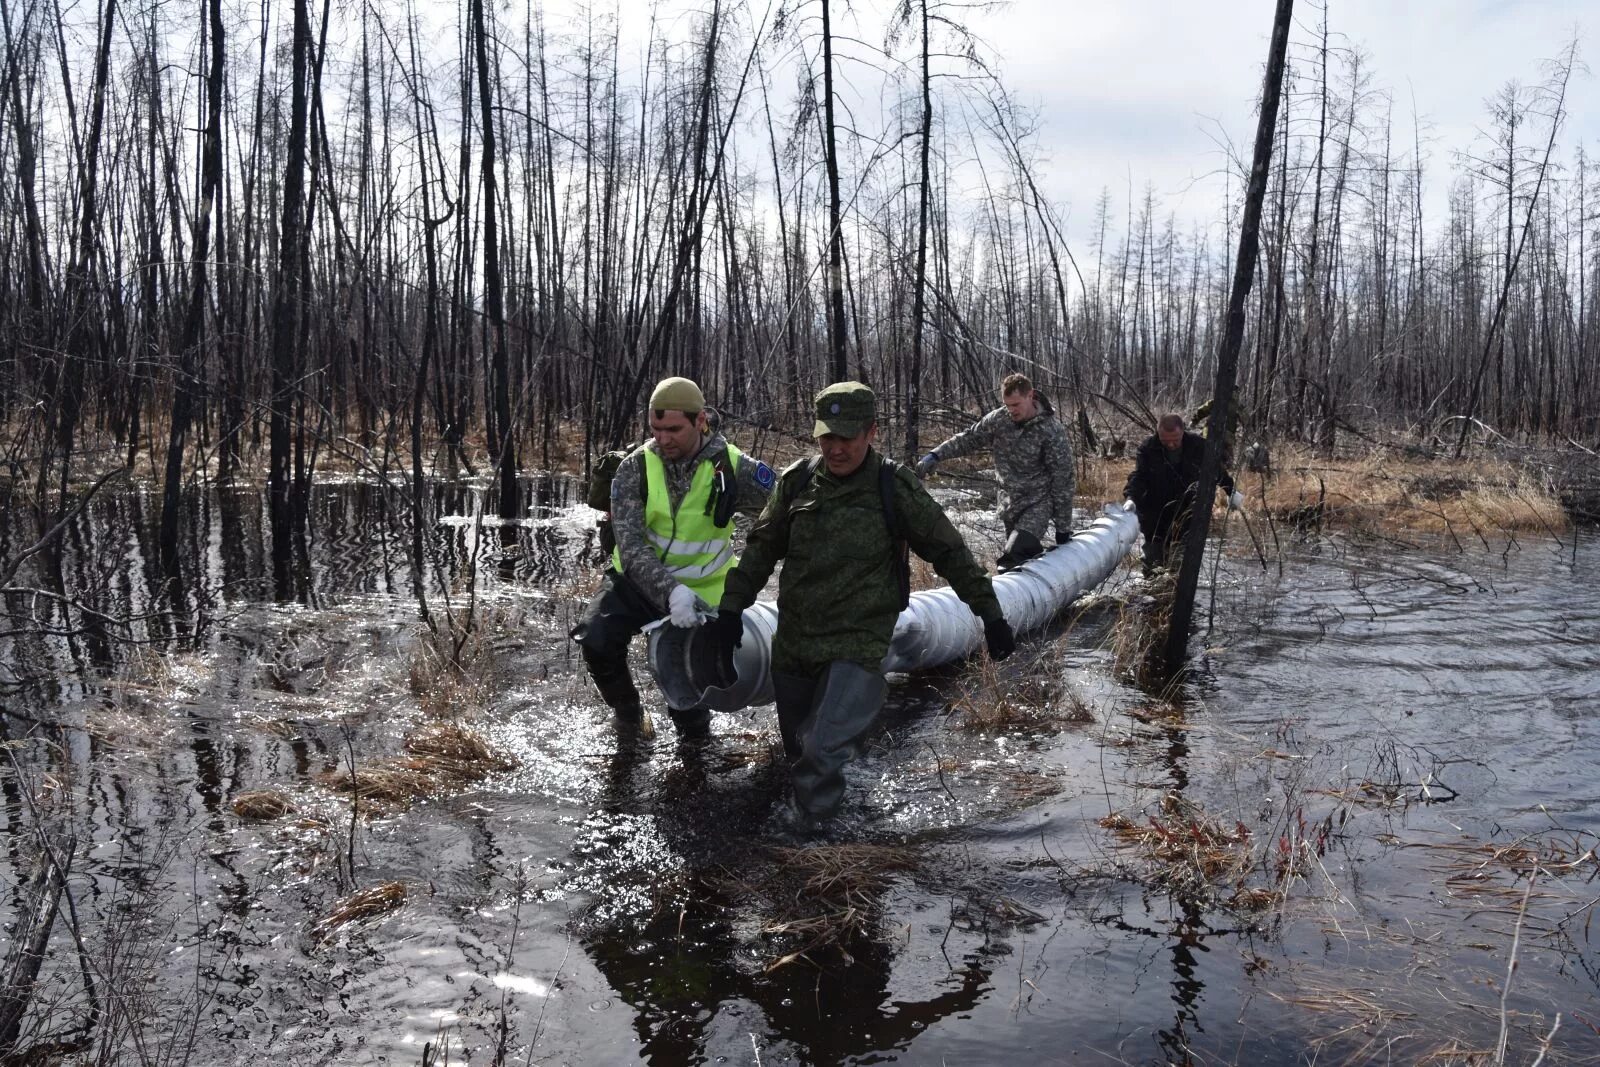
[1,478,1597,1065]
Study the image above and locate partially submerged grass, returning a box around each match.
[408,624,495,716]
[715,843,923,971]
[407,600,529,716]
[949,649,1095,730]
[1110,573,1177,688]
[1098,791,1323,914]
[231,790,297,821]
[404,722,518,774]
[318,723,516,810]
[310,881,407,942]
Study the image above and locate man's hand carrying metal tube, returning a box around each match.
[668,583,702,628]
[984,617,1015,661]
[706,609,744,686]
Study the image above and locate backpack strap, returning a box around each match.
[784,455,823,511]
[878,459,912,610]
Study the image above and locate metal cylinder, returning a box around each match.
[648,503,1139,712]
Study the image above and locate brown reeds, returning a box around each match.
[1241,446,1567,539]
[717,843,922,971]
[767,843,921,906]
[403,723,518,775]
[949,652,1090,730]
[408,631,494,717]
[1110,573,1177,687]
[310,881,407,942]
[318,724,516,810]
[231,791,297,821]
[1099,793,1278,909]
[1076,448,1569,539]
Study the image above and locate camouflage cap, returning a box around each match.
[813,382,876,438]
[649,376,704,415]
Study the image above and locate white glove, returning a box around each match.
[668,584,702,627]
[1228,490,1245,511]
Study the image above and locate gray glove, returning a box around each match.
[914,452,939,479]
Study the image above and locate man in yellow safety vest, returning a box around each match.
[571,376,776,740]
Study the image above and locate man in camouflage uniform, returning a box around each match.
[571,376,776,739]
[1124,413,1245,572]
[915,373,1076,571]
[707,382,1015,823]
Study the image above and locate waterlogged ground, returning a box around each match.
[1,477,1598,1065]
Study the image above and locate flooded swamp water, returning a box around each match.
[0,477,1597,1065]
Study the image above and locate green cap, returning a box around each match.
[649,376,704,415]
[813,382,876,437]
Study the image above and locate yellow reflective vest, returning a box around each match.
[612,444,743,603]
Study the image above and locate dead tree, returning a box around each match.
[1163,0,1294,676]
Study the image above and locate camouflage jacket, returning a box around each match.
[931,405,1076,538]
[720,449,1001,673]
[611,433,775,610]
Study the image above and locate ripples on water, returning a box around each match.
[0,478,1597,1065]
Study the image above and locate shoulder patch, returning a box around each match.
[753,461,776,490]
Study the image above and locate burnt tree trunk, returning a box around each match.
[1163,0,1294,676]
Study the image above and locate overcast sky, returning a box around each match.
[573,1,1594,247]
[971,0,1596,242]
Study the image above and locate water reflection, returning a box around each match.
[0,476,1596,1064]
[0,475,584,709]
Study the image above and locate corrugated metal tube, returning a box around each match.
[648,502,1140,712]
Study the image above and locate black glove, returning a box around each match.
[914,452,939,479]
[706,609,745,685]
[984,617,1015,661]
[1056,528,1073,545]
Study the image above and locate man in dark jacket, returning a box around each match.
[707,382,1015,823]
[1124,414,1245,571]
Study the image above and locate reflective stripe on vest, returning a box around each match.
[612,443,743,602]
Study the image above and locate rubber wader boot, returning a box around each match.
[772,671,821,760]
[790,661,890,820]
[668,706,712,741]
[996,528,1044,572]
[583,650,643,727]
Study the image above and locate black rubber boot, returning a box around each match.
[583,649,641,713]
[668,706,712,741]
[790,661,889,820]
[996,528,1044,572]
[772,671,821,760]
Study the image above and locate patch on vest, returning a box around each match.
[753,461,776,490]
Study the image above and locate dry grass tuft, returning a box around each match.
[1076,455,1134,505]
[1099,793,1301,911]
[1111,577,1177,687]
[720,843,923,972]
[231,790,297,821]
[311,881,407,941]
[319,763,436,806]
[1077,446,1568,539]
[406,601,528,717]
[317,724,514,811]
[767,843,921,906]
[997,768,1064,803]
[408,627,494,716]
[950,655,1089,730]
[1248,446,1568,539]
[403,722,517,776]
